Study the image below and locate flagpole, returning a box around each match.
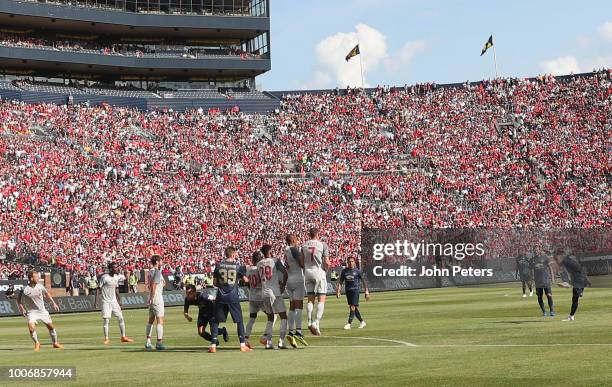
[492,33,499,78]
[357,40,365,89]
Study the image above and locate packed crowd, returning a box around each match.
[0,70,610,276]
[0,33,258,59]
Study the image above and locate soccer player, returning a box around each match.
[515,253,533,298]
[336,257,370,329]
[94,262,134,344]
[146,255,166,350]
[531,251,555,317]
[257,244,289,349]
[245,251,265,349]
[209,246,251,353]
[301,227,330,335]
[553,253,591,322]
[183,284,228,345]
[16,271,63,351]
[284,234,308,347]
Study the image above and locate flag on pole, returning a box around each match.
[345,44,360,62]
[480,35,493,56]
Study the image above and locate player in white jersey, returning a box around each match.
[16,271,63,351]
[257,244,289,349]
[301,227,330,336]
[145,255,166,350]
[284,234,308,347]
[94,262,134,344]
[244,251,265,349]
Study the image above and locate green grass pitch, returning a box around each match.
[2,285,612,386]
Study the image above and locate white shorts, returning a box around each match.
[101,301,123,319]
[248,300,264,314]
[286,280,305,301]
[27,310,52,325]
[149,302,165,318]
[263,295,286,315]
[305,269,327,295]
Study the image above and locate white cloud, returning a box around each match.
[305,24,425,88]
[598,21,612,41]
[385,40,426,73]
[539,56,581,75]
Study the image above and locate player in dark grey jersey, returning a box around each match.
[553,253,591,321]
[531,253,555,317]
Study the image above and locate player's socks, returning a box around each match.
[245,317,256,338]
[306,302,314,325]
[547,296,554,315]
[49,329,58,345]
[156,324,163,341]
[118,316,126,337]
[354,308,363,322]
[279,318,288,342]
[537,297,545,314]
[146,323,153,343]
[316,302,325,322]
[288,309,295,333]
[221,327,229,342]
[237,322,246,344]
[31,331,39,344]
[103,318,110,341]
[295,309,303,331]
[264,320,273,341]
[348,310,355,324]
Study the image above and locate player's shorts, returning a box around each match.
[286,280,305,301]
[573,288,585,298]
[27,310,52,325]
[305,269,327,295]
[263,294,286,314]
[345,290,360,306]
[536,287,552,296]
[519,272,532,282]
[248,300,264,314]
[214,302,243,324]
[149,301,165,318]
[197,311,212,328]
[101,301,123,319]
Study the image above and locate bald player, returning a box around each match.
[95,262,134,344]
[301,227,330,336]
[284,234,308,347]
[17,271,63,351]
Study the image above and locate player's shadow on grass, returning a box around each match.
[492,320,543,324]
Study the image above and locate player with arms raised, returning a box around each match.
[209,246,251,353]
[284,233,308,347]
[146,255,166,350]
[95,262,134,344]
[17,271,63,351]
[257,244,289,349]
[301,227,330,336]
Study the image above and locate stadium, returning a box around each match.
[0,0,610,386]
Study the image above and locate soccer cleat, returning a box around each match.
[529,291,534,297]
[522,294,527,298]
[308,323,317,336]
[53,343,64,349]
[221,327,229,343]
[240,345,252,352]
[562,315,575,322]
[155,342,166,351]
[265,341,275,350]
[344,323,351,330]
[314,322,321,336]
[550,311,556,317]
[103,338,110,345]
[286,334,298,348]
[34,342,41,352]
[278,343,288,350]
[294,332,308,346]
[245,340,254,350]
[145,342,153,350]
[542,312,548,317]
[359,321,367,329]
[208,346,217,353]
[259,336,268,346]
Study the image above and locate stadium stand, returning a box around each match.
[0,69,609,278]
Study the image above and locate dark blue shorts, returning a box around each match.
[213,302,243,324]
[197,311,212,328]
[346,290,360,306]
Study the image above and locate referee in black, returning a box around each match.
[553,253,591,321]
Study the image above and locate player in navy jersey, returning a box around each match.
[531,252,555,317]
[336,257,370,330]
[209,246,251,353]
[183,284,228,345]
[515,253,533,298]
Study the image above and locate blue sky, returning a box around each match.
[257,0,612,90]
